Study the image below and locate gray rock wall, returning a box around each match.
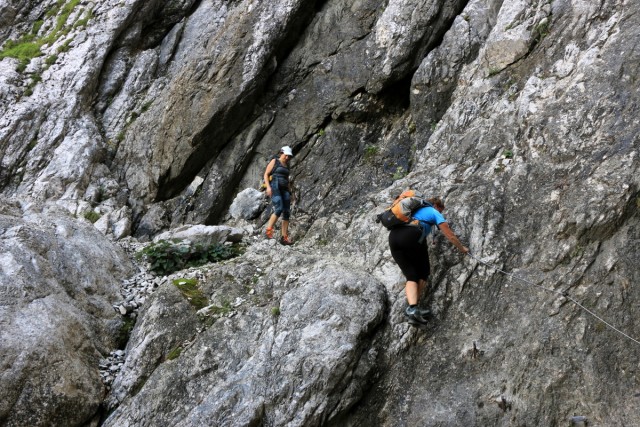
[0,0,639,425]
[0,198,134,426]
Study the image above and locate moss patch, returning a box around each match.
[172,278,209,310]
[166,345,182,360]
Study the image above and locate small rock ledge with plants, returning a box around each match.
[98,233,248,392]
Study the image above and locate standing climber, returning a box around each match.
[389,197,468,325]
[264,146,294,245]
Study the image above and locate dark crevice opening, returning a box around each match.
[155,88,260,202]
[376,74,412,114]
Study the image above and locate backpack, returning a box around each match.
[376,190,437,243]
[376,190,432,229]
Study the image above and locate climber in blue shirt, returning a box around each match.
[412,203,446,235]
[388,197,469,325]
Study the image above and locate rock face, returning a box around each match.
[104,243,386,426]
[1,0,639,425]
[0,198,134,426]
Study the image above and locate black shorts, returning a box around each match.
[389,226,430,282]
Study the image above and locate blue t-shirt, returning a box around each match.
[412,206,446,235]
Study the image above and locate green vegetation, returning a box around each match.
[173,278,209,309]
[43,0,82,44]
[571,244,584,259]
[0,42,42,71]
[407,120,416,134]
[73,9,94,29]
[363,144,379,163]
[533,19,550,43]
[271,307,281,316]
[141,100,153,113]
[392,166,407,180]
[166,345,183,360]
[32,20,45,34]
[503,149,514,159]
[83,210,101,223]
[56,39,73,54]
[116,316,136,349]
[205,299,232,316]
[137,240,244,276]
[26,138,38,152]
[0,41,41,61]
[0,0,91,73]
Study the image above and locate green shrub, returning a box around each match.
[271,307,281,316]
[137,240,244,276]
[83,210,100,223]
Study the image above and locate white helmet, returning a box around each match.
[281,146,293,156]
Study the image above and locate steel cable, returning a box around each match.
[466,252,640,347]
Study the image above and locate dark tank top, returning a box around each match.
[271,158,290,188]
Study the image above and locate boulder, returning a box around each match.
[0,198,135,426]
[229,188,266,220]
[153,224,244,245]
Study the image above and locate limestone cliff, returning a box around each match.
[1,0,638,425]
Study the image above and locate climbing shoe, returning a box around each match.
[279,235,293,246]
[265,227,274,239]
[404,306,429,325]
[414,307,431,317]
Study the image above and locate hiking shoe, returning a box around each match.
[404,306,429,325]
[265,227,274,239]
[407,317,429,327]
[280,235,293,245]
[414,307,431,317]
